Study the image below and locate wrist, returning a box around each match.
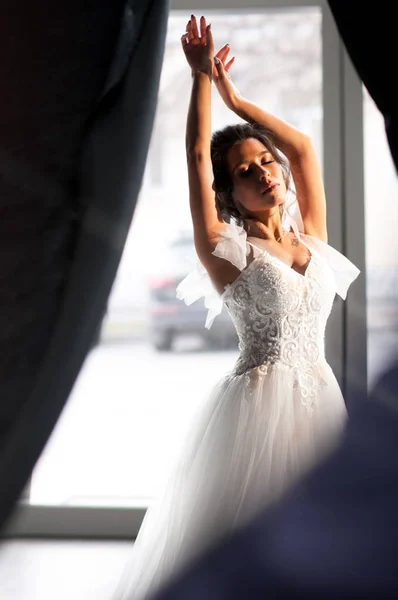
[191,59,213,81]
[191,69,211,77]
[229,92,243,112]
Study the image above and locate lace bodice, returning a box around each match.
[224,244,335,374]
[176,217,360,412]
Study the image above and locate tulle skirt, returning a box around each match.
[112,359,347,600]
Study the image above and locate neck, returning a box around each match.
[245,208,284,241]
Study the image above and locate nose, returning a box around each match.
[257,164,271,181]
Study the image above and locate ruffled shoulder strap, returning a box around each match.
[176,221,248,329]
[282,208,360,299]
[211,220,249,270]
[302,233,360,300]
[282,190,360,298]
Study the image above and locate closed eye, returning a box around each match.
[239,159,274,177]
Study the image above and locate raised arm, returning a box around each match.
[182,17,224,250]
[214,49,327,242]
[182,17,239,292]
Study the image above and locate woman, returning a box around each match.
[113,15,359,600]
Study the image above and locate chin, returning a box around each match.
[264,196,283,209]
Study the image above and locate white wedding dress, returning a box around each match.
[113,205,360,600]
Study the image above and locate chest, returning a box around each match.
[247,234,311,276]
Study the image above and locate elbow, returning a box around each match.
[185,124,211,161]
[186,146,201,162]
[289,134,316,163]
[296,133,314,156]
[186,145,210,164]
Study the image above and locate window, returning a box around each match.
[363,89,398,387]
[27,7,324,510]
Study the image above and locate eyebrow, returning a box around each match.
[232,150,271,174]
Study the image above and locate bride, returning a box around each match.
[113,14,359,600]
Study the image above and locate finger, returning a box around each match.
[200,15,207,39]
[190,14,199,39]
[187,20,194,41]
[206,23,214,48]
[215,57,227,80]
[216,44,230,62]
[212,59,219,81]
[181,33,189,48]
[225,56,235,72]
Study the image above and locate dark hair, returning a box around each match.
[210,123,291,224]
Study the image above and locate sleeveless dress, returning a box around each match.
[112,212,360,600]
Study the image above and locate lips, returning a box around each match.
[261,182,279,194]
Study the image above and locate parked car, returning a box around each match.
[148,235,238,351]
